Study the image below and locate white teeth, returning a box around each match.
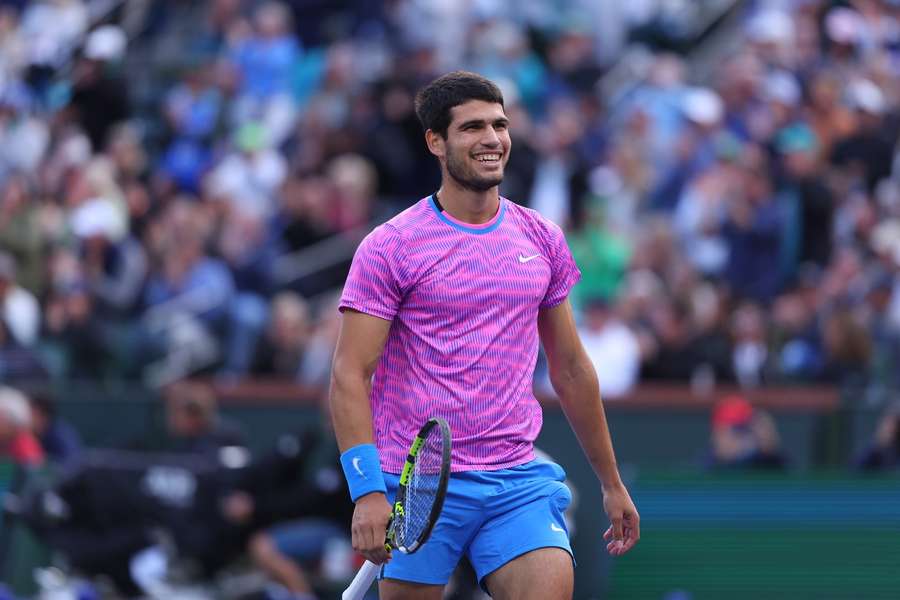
[476,154,500,162]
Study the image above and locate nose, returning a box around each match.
[481,126,501,147]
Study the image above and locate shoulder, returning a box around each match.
[360,198,433,249]
[503,200,567,245]
[381,197,434,236]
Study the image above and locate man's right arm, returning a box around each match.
[329,307,394,564]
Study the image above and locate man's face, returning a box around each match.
[436,100,511,192]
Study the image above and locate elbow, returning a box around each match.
[548,356,598,396]
[329,354,372,396]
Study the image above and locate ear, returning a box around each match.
[425,129,445,160]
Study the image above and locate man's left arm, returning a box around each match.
[538,299,640,556]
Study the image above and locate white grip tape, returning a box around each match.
[341,560,380,600]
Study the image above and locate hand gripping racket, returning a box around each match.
[341,417,451,600]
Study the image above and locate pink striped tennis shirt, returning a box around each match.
[340,195,581,473]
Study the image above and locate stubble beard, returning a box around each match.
[445,149,504,192]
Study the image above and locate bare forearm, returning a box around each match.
[550,358,623,489]
[329,367,375,452]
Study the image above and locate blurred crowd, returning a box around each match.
[0,0,899,403]
[572,0,900,406]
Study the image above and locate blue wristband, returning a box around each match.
[340,443,387,502]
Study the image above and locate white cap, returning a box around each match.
[846,79,886,115]
[0,386,30,429]
[825,7,864,45]
[681,87,724,126]
[763,70,801,106]
[84,25,127,61]
[747,10,795,44]
[870,219,900,256]
[70,198,127,241]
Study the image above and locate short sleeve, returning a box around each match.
[540,222,582,308]
[339,226,408,320]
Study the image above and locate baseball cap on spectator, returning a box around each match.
[845,79,885,115]
[763,70,801,107]
[83,25,127,62]
[870,219,900,264]
[712,395,754,429]
[70,198,126,241]
[234,121,269,152]
[825,7,865,46]
[746,10,794,45]
[681,87,723,126]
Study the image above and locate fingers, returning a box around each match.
[612,516,624,542]
[623,511,641,552]
[351,496,394,565]
[606,512,641,556]
[352,524,392,564]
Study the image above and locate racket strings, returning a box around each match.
[396,428,443,549]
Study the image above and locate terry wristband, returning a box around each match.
[340,443,387,502]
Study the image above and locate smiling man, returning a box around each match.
[330,71,639,600]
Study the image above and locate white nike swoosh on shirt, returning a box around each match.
[352,457,366,478]
[550,522,565,533]
[518,254,541,263]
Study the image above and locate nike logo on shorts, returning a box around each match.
[518,254,541,263]
[550,522,565,533]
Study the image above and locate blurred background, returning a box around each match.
[0,0,899,598]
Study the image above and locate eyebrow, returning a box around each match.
[457,117,510,129]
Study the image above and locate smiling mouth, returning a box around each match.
[474,153,502,164]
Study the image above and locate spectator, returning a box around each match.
[577,297,640,399]
[0,385,42,466]
[855,399,900,471]
[707,394,786,470]
[163,381,245,457]
[70,197,147,317]
[0,251,39,347]
[773,123,835,272]
[141,201,235,379]
[28,392,82,468]
[227,1,300,145]
[722,156,785,304]
[0,174,47,296]
[218,431,351,599]
[730,302,771,388]
[250,291,311,380]
[64,25,130,152]
[0,317,45,381]
[42,281,109,379]
[206,121,287,220]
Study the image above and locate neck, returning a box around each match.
[435,180,500,225]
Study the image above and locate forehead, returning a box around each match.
[448,100,507,125]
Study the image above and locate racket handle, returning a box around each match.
[341,560,380,600]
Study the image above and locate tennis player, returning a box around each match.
[331,71,639,600]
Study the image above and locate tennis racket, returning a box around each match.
[341,416,451,600]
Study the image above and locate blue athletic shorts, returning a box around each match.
[379,459,574,589]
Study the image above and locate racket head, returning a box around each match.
[387,416,451,554]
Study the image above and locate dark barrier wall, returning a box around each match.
[39,382,896,599]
